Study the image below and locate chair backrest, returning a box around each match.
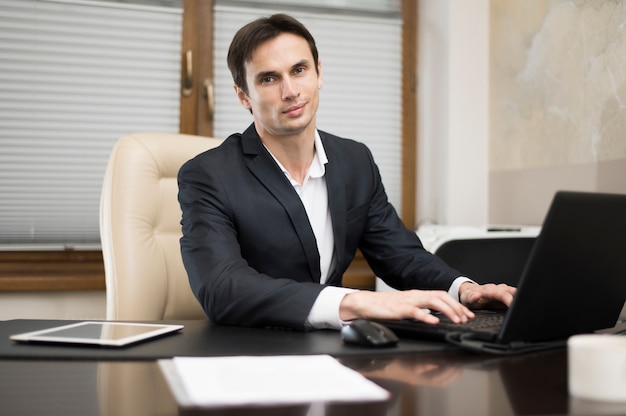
[423,226,540,286]
[100,132,222,320]
[433,237,537,286]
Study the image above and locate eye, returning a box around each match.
[260,76,276,84]
[293,66,305,75]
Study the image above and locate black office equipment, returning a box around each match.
[379,191,626,354]
[341,319,399,348]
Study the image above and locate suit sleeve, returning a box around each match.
[350,145,461,291]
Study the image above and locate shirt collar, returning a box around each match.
[308,130,328,179]
[265,130,328,181]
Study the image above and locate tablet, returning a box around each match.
[10,321,184,347]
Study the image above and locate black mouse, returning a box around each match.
[341,319,399,348]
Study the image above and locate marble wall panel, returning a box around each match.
[489,0,626,223]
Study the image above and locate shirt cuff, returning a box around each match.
[448,276,475,301]
[306,286,357,330]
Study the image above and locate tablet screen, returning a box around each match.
[10,321,184,347]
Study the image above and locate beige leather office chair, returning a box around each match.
[100,132,222,320]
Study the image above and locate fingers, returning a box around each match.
[339,285,480,324]
[412,308,440,325]
[405,290,474,324]
[460,283,517,308]
[485,283,516,306]
[425,294,474,323]
[497,284,516,306]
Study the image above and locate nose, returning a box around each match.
[281,78,299,100]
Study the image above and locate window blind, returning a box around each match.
[0,0,182,245]
[213,3,403,214]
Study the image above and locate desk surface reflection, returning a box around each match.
[4,347,625,416]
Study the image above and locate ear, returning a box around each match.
[317,59,324,90]
[234,84,251,110]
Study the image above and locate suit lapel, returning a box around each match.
[240,125,321,282]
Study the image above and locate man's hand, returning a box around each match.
[339,283,516,325]
[458,282,516,310]
[339,289,475,325]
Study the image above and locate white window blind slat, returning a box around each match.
[0,0,182,244]
[213,4,402,214]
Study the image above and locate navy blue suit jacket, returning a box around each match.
[178,124,460,330]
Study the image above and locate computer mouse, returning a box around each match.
[341,319,399,348]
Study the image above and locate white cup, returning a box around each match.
[568,334,626,402]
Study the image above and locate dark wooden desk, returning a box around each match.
[1,320,625,415]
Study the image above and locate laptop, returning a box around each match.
[378,191,626,354]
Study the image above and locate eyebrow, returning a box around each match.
[291,59,310,70]
[254,59,311,82]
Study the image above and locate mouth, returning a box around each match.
[282,103,305,117]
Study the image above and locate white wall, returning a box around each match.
[417,0,489,227]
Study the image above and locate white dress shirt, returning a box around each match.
[269,131,470,330]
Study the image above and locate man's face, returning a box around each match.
[235,33,323,140]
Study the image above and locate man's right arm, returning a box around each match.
[177,147,325,331]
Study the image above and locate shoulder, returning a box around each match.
[318,130,376,174]
[177,137,241,191]
[181,132,249,171]
[194,133,243,159]
[318,130,373,160]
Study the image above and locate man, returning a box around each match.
[178,14,515,331]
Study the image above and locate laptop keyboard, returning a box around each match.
[435,311,504,333]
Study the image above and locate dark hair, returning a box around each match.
[227,13,319,95]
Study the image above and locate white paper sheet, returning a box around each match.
[159,354,390,407]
